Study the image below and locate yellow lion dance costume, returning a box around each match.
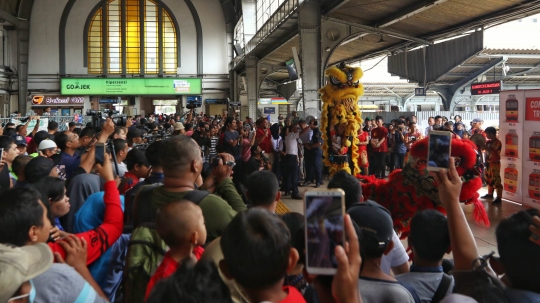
[319,62,364,175]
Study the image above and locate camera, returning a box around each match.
[86,109,127,127]
[260,151,269,164]
[186,103,197,110]
[210,156,236,168]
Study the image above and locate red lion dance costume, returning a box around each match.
[320,63,489,233]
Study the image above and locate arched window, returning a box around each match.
[87,0,178,75]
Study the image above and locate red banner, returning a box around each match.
[526,98,540,121]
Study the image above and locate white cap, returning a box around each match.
[38,139,57,151]
[0,243,53,303]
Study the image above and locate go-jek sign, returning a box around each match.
[61,78,202,95]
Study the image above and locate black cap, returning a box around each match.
[127,128,145,140]
[347,200,394,245]
[33,131,52,146]
[25,156,56,184]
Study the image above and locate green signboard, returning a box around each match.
[61,78,202,95]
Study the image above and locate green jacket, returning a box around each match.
[150,178,246,244]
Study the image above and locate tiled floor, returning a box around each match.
[281,185,527,258]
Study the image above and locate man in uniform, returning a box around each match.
[304,119,322,187]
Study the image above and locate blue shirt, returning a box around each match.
[393,132,407,154]
[58,151,81,180]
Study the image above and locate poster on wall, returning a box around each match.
[499,91,525,203]
[522,90,540,209]
[501,162,523,202]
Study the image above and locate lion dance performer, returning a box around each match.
[319,62,364,176]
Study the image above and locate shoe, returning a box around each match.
[320,181,324,185]
[492,198,502,205]
[303,181,312,187]
[481,194,494,199]
[314,184,320,188]
[283,192,290,196]
[291,194,302,200]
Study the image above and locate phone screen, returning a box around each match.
[305,190,344,274]
[428,131,452,170]
[95,143,105,165]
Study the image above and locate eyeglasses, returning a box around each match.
[8,293,30,302]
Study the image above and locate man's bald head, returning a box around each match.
[155,200,204,247]
[160,136,201,175]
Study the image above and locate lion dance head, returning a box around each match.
[319,62,365,176]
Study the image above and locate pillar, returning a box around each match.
[299,0,321,111]
[17,20,29,114]
[246,55,258,119]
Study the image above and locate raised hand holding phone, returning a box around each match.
[427,131,452,171]
[304,189,346,275]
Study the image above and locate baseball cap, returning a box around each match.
[364,117,372,121]
[33,131,52,146]
[174,122,185,131]
[25,156,56,183]
[0,243,53,303]
[38,139,57,151]
[347,200,394,245]
[12,135,27,146]
[472,118,483,123]
[127,128,145,140]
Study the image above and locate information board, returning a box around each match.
[61,78,202,95]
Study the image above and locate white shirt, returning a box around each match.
[425,126,433,136]
[381,231,409,275]
[285,132,299,155]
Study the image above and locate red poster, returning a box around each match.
[526,98,540,121]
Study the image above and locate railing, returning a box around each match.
[1,116,92,132]
[245,0,303,54]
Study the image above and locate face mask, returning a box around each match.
[29,280,36,303]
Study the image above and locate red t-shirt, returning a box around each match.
[357,132,369,153]
[145,247,205,299]
[371,126,388,153]
[49,181,123,265]
[279,286,307,303]
[256,128,273,153]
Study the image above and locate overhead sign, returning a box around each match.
[264,107,276,114]
[32,95,84,106]
[415,87,426,96]
[471,81,501,95]
[61,78,202,95]
[99,99,117,104]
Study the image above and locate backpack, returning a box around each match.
[122,187,209,303]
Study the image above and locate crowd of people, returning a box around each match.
[0,109,539,303]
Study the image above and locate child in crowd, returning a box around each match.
[348,201,420,303]
[145,200,207,299]
[481,126,503,204]
[118,148,150,194]
[396,210,454,302]
[220,208,305,303]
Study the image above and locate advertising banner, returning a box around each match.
[522,90,540,209]
[11,118,49,135]
[32,95,84,106]
[499,91,525,203]
[61,78,202,95]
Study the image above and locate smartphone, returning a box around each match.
[95,143,105,165]
[304,189,345,275]
[427,130,452,171]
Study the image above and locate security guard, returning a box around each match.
[304,119,322,187]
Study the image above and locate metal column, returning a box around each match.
[299,0,321,112]
[17,20,29,114]
[246,55,258,119]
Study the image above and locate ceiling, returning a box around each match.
[256,0,540,84]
